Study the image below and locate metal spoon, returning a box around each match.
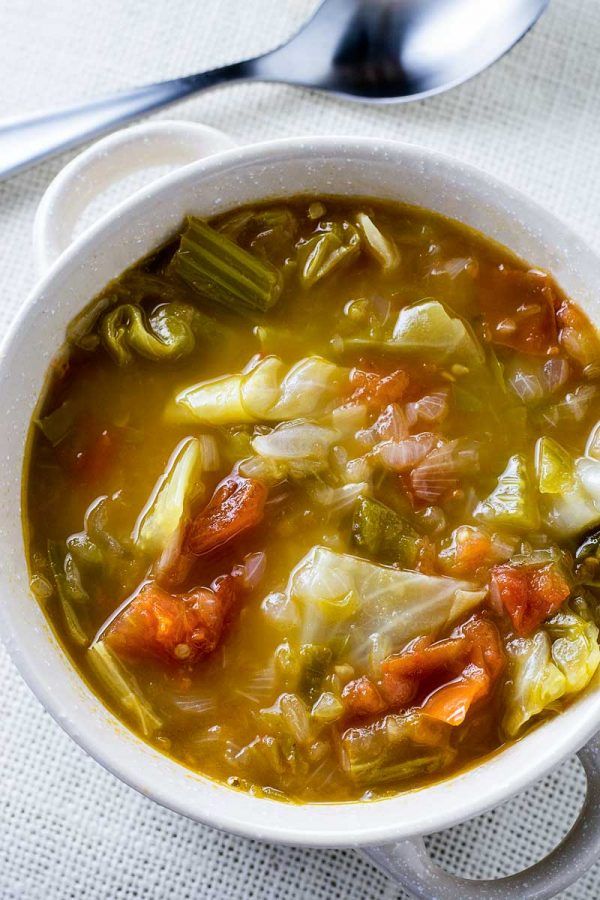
[0,0,548,181]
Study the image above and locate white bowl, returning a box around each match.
[2,121,600,899]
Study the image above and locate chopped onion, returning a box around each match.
[378,433,438,472]
[509,371,543,404]
[312,691,344,723]
[332,402,368,436]
[357,403,410,447]
[411,439,478,502]
[543,357,569,395]
[344,455,374,484]
[198,433,220,471]
[311,481,369,514]
[406,391,449,424]
[240,551,266,590]
[262,591,300,630]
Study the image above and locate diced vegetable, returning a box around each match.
[490,561,571,635]
[391,300,485,368]
[480,267,559,356]
[296,221,361,288]
[297,644,333,704]
[503,597,600,737]
[535,433,600,538]
[100,302,225,365]
[104,575,239,664]
[186,474,267,556]
[88,641,162,735]
[169,216,283,314]
[354,212,399,270]
[171,355,347,425]
[36,400,77,446]
[352,496,420,567]
[312,691,344,723]
[475,454,540,531]
[340,712,455,785]
[275,546,486,668]
[251,421,340,479]
[132,437,203,556]
[260,692,312,745]
[47,541,88,646]
[382,615,505,726]
[438,526,494,577]
[342,675,387,717]
[346,367,408,409]
[557,301,600,368]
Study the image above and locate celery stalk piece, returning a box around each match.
[169,216,283,314]
[352,496,419,567]
[297,221,361,288]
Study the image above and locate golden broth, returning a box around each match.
[24,197,600,802]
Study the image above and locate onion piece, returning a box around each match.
[378,433,438,472]
[406,391,449,424]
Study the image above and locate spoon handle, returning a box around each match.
[0,60,251,181]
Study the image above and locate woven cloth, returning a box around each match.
[2,0,600,897]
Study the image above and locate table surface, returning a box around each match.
[2,1,600,897]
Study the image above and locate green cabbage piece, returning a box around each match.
[354,212,399,270]
[390,300,485,369]
[503,598,600,737]
[535,432,600,538]
[340,712,455,785]
[297,221,361,288]
[475,454,540,531]
[100,301,224,365]
[274,546,486,669]
[171,355,347,425]
[132,436,203,555]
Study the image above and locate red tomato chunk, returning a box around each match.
[490,562,571,636]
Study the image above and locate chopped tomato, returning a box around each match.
[381,615,505,726]
[186,475,267,556]
[490,562,570,635]
[347,367,409,409]
[439,526,493,577]
[480,266,558,356]
[105,574,239,664]
[341,675,387,718]
[557,301,600,368]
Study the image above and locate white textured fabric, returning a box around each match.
[1,0,600,897]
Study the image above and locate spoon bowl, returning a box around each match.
[0,0,549,179]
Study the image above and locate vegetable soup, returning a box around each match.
[24,197,600,802]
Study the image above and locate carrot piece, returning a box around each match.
[439,526,493,577]
[105,574,239,664]
[479,267,558,356]
[490,562,570,636]
[186,474,267,556]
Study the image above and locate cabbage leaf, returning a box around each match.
[535,432,600,538]
[171,355,347,425]
[391,300,485,369]
[273,546,486,669]
[132,436,203,555]
[475,454,540,531]
[503,598,600,737]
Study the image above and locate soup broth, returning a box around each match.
[24,197,600,802]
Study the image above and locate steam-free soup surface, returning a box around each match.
[25,198,600,802]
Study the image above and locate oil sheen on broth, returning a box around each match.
[24,197,600,803]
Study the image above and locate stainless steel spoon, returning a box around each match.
[0,0,548,181]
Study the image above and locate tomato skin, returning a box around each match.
[342,676,387,718]
[105,574,239,665]
[186,475,267,556]
[490,562,570,636]
[381,615,505,726]
[347,367,409,409]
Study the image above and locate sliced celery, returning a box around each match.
[169,216,282,314]
[352,497,419,567]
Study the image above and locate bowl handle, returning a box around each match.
[361,731,600,899]
[32,119,237,274]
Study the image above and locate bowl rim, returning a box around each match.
[3,134,600,847]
